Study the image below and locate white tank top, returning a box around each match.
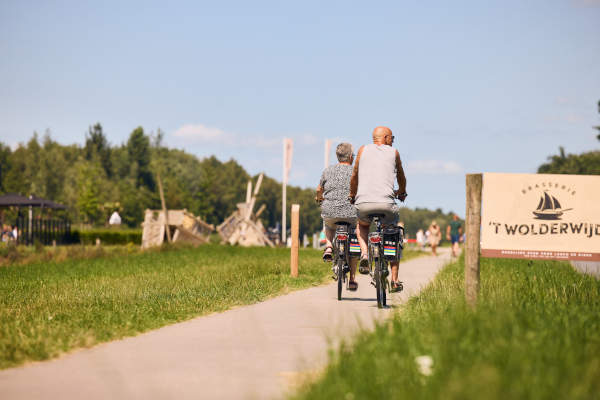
[356,144,397,204]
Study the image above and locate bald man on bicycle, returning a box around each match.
[348,126,407,292]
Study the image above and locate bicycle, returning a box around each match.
[332,221,354,300]
[366,214,404,308]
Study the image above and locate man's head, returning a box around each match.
[453,214,459,221]
[336,142,354,163]
[372,126,394,146]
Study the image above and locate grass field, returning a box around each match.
[0,242,142,267]
[0,244,424,369]
[293,256,600,400]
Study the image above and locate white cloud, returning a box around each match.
[173,124,230,143]
[171,124,323,151]
[565,112,584,123]
[298,134,319,146]
[575,0,600,6]
[405,160,463,175]
[250,136,280,148]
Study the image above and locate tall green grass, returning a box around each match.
[0,245,425,369]
[0,245,330,369]
[294,256,600,400]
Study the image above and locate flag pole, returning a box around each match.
[324,139,331,169]
[282,139,287,244]
[322,139,332,233]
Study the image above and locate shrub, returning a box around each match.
[75,229,142,245]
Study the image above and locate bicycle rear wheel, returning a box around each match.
[375,260,386,308]
[337,259,344,301]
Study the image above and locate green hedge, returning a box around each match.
[74,229,142,245]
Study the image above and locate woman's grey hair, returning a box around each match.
[336,142,354,163]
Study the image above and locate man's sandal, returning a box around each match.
[322,246,333,262]
[391,281,404,293]
[358,256,370,274]
[348,281,358,291]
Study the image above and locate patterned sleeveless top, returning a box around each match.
[319,164,357,219]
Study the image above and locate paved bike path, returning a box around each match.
[0,248,453,400]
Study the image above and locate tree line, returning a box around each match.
[0,124,468,238]
[2,102,595,239]
[537,100,600,175]
[0,124,322,235]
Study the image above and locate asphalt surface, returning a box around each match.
[571,261,600,278]
[0,248,453,400]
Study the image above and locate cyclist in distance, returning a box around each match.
[316,142,359,290]
[348,126,407,292]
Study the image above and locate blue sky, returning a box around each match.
[1,0,599,216]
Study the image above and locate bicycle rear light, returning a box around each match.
[336,234,348,241]
[369,236,381,243]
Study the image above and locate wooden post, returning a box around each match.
[290,204,300,277]
[157,171,171,243]
[465,174,482,308]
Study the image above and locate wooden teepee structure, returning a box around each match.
[217,173,274,247]
[141,209,214,249]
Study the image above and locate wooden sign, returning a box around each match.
[481,173,600,261]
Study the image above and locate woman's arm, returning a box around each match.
[315,184,324,202]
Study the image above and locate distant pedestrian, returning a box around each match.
[1,225,14,242]
[446,214,463,257]
[416,229,424,251]
[428,221,441,256]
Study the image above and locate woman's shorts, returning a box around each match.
[355,202,399,226]
[323,217,357,231]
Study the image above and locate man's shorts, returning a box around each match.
[355,202,399,226]
[451,234,460,244]
[323,217,357,231]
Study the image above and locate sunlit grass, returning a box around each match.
[0,245,327,369]
[0,244,425,369]
[293,255,600,400]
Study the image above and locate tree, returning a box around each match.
[126,127,154,190]
[0,143,11,192]
[76,162,102,224]
[538,150,600,175]
[595,100,599,141]
[537,100,600,175]
[85,123,112,177]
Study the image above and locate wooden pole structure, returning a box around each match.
[465,173,482,308]
[255,204,266,219]
[157,171,172,243]
[290,204,300,277]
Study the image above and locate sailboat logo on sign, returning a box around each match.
[532,191,573,220]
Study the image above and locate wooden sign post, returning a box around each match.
[465,173,482,308]
[290,204,300,277]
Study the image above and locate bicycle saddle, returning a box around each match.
[335,221,352,226]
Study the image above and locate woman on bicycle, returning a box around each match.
[315,142,359,290]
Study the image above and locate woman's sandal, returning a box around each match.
[391,281,404,293]
[322,246,333,262]
[348,281,358,291]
